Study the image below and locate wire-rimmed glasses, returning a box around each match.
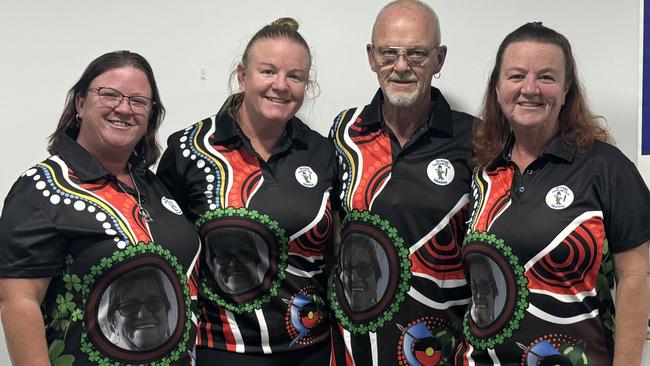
[87,87,154,115]
[369,44,441,68]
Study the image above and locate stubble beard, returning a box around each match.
[382,72,422,107]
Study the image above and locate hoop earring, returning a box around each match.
[434,72,441,79]
[75,114,82,122]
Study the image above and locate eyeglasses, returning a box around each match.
[87,87,154,115]
[117,296,164,317]
[471,279,495,296]
[341,262,376,278]
[213,250,258,265]
[369,45,441,68]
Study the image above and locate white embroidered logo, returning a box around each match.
[545,185,574,210]
[161,196,183,215]
[295,166,318,188]
[427,159,455,186]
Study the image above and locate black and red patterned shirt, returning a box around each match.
[0,131,200,365]
[458,136,650,365]
[157,106,338,354]
[329,87,474,366]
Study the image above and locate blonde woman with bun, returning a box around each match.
[157,18,337,365]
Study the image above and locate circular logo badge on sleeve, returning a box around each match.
[427,159,455,186]
[545,185,574,210]
[295,166,318,188]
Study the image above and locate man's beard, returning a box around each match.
[383,71,422,107]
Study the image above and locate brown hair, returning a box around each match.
[48,50,165,168]
[473,22,610,168]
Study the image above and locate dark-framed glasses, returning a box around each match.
[87,87,154,115]
[213,249,257,265]
[471,279,495,296]
[117,296,164,317]
[341,262,376,278]
[369,45,441,68]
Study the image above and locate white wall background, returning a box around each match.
[0,0,647,364]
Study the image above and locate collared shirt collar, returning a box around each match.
[356,86,454,137]
[57,128,147,182]
[489,133,577,170]
[210,95,310,149]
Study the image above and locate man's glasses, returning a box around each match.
[117,296,164,317]
[369,45,441,68]
[471,279,495,296]
[341,262,376,278]
[213,250,258,265]
[87,87,154,115]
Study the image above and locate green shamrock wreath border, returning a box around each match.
[329,209,411,334]
[196,207,289,313]
[462,231,529,350]
[79,242,192,366]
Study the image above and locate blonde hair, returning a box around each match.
[227,17,319,100]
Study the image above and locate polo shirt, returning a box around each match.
[0,131,200,365]
[157,105,338,354]
[329,87,474,366]
[458,136,650,365]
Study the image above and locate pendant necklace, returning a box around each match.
[116,166,154,222]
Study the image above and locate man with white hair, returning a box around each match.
[329,1,474,364]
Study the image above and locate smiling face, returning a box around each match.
[237,37,310,126]
[75,66,152,162]
[112,276,169,351]
[368,3,445,108]
[496,41,567,137]
[206,229,263,295]
[470,263,496,327]
[340,234,381,312]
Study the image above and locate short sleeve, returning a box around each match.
[0,175,67,278]
[602,150,650,253]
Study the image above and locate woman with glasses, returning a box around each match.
[0,51,200,365]
[157,17,337,366]
[459,23,650,365]
[105,267,173,351]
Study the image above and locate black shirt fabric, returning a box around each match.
[0,131,200,365]
[458,136,650,365]
[157,105,338,355]
[329,87,474,366]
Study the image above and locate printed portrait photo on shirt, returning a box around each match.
[339,232,390,312]
[97,266,179,351]
[204,227,270,295]
[466,253,506,328]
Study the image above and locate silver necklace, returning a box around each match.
[116,166,153,222]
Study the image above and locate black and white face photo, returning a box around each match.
[98,266,178,351]
[339,233,389,312]
[205,227,269,295]
[467,254,505,327]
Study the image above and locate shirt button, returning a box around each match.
[526,169,534,175]
[518,186,526,193]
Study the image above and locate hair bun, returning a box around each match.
[270,17,299,31]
